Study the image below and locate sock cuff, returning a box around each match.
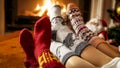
[89,36,107,47]
[62,52,76,65]
[50,41,77,65]
[75,41,89,56]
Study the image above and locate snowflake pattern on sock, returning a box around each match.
[68,8,96,42]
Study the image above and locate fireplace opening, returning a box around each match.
[5,0,91,32]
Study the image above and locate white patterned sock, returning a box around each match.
[50,41,76,64]
[68,8,96,42]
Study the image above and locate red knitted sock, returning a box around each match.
[19,28,38,68]
[34,16,65,68]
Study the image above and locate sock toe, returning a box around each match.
[67,3,79,14]
[20,28,34,47]
[19,28,38,67]
[34,16,51,38]
[19,28,35,58]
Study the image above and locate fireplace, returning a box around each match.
[5,0,91,32]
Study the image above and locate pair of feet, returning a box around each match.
[19,17,51,68]
[51,3,94,42]
[19,3,81,68]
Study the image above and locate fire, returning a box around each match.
[34,0,66,16]
[35,4,40,11]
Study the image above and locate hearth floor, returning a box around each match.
[0,31,25,68]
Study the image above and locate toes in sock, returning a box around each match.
[19,28,38,67]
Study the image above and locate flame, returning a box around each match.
[34,0,66,16]
[61,3,67,14]
[35,4,40,11]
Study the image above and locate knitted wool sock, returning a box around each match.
[50,41,76,65]
[34,16,65,68]
[52,26,89,56]
[67,3,107,47]
[50,5,89,56]
[19,28,38,68]
[49,5,65,31]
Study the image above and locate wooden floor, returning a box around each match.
[0,31,25,68]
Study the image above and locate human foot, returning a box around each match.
[34,16,65,68]
[19,28,38,68]
[66,3,106,47]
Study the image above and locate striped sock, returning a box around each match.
[67,3,107,47]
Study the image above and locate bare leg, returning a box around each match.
[97,43,120,58]
[109,44,119,53]
[65,56,96,68]
[51,41,97,68]
[66,3,120,58]
[80,45,112,67]
[49,5,97,68]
